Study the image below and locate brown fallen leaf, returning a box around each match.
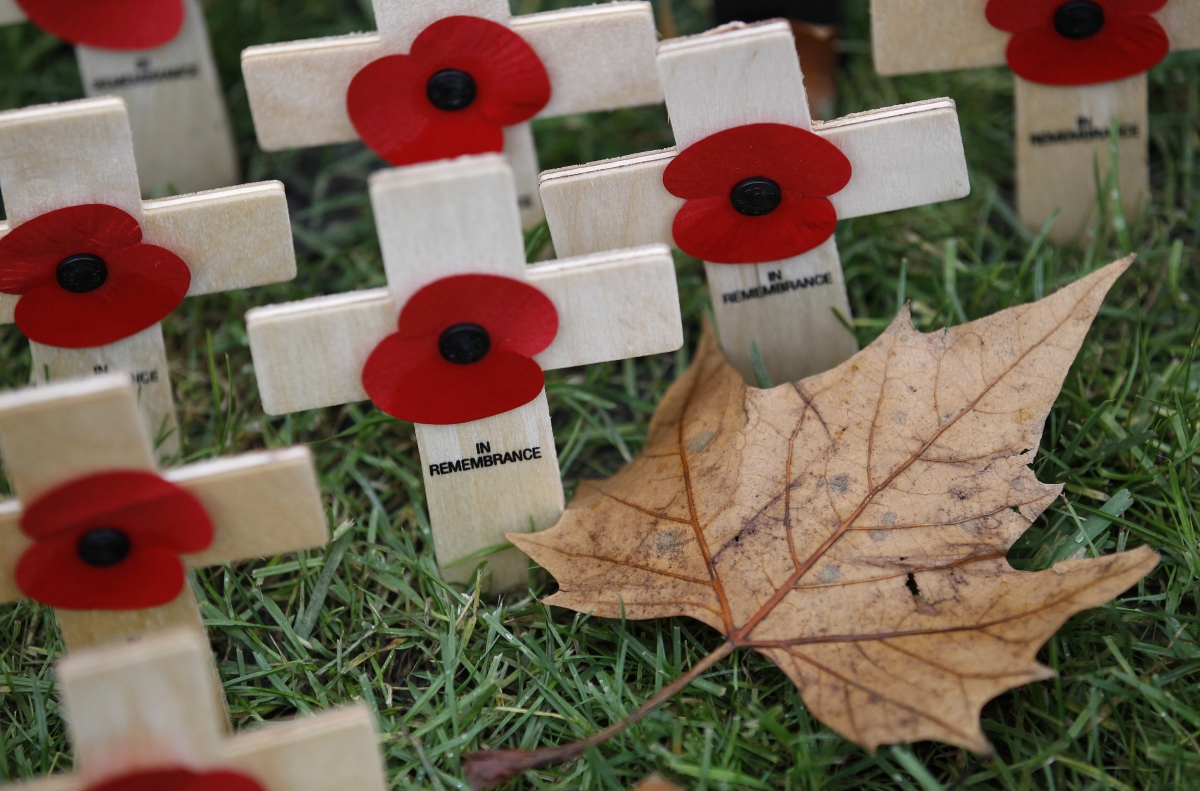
[464,257,1157,788]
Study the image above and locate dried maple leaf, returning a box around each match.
[465,257,1157,787]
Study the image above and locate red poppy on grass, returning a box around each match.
[985,0,1169,85]
[15,0,185,50]
[347,16,551,166]
[15,471,214,610]
[663,123,853,264]
[362,274,559,425]
[0,204,191,349]
[89,768,264,791]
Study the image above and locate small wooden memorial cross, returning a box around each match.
[539,21,970,386]
[0,0,238,195]
[0,629,387,791]
[0,97,297,456]
[872,0,1200,244]
[0,374,327,652]
[240,0,664,229]
[247,154,682,592]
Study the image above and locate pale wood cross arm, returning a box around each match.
[871,0,1200,76]
[247,245,681,414]
[541,98,969,258]
[241,0,662,151]
[20,630,389,791]
[248,154,680,414]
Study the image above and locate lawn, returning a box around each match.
[1,1,1198,789]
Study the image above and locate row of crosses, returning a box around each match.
[0,2,1183,788]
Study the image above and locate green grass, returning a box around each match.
[1,1,1199,789]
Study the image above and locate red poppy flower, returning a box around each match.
[15,0,185,50]
[986,0,1169,85]
[362,274,559,425]
[15,471,214,611]
[663,123,853,265]
[89,768,264,791]
[0,204,191,350]
[347,16,551,167]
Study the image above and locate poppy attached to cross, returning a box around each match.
[539,21,970,387]
[246,154,683,593]
[0,97,297,456]
[0,374,328,653]
[240,0,664,229]
[0,0,238,195]
[0,629,387,791]
[871,0,1200,243]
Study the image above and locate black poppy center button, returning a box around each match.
[730,177,783,217]
[56,253,109,294]
[1054,1,1105,40]
[76,527,132,567]
[439,323,491,365]
[427,69,479,111]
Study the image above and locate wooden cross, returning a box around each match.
[872,0,1200,244]
[0,0,238,195]
[539,21,970,386]
[241,0,664,229]
[246,154,682,593]
[0,374,327,652]
[0,97,297,456]
[3,629,386,791]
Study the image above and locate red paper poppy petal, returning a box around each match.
[15,0,185,50]
[88,769,199,791]
[673,194,838,264]
[663,124,851,200]
[15,539,187,610]
[21,470,213,551]
[411,16,551,126]
[13,243,190,348]
[0,205,143,294]
[1005,19,1168,85]
[88,769,266,791]
[364,336,545,424]
[987,0,1168,31]
[348,56,506,166]
[399,275,558,357]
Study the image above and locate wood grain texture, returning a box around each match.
[871,0,1200,76]
[707,240,858,384]
[49,630,387,791]
[0,376,327,650]
[248,156,680,590]
[417,393,562,591]
[0,0,25,25]
[0,97,143,225]
[243,2,660,148]
[173,448,328,566]
[0,375,155,502]
[142,182,297,296]
[30,325,181,457]
[246,244,680,413]
[0,99,296,456]
[1015,75,1148,244]
[658,21,812,145]
[505,123,545,229]
[75,0,239,196]
[542,22,966,384]
[540,99,969,257]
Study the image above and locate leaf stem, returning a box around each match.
[462,641,736,789]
